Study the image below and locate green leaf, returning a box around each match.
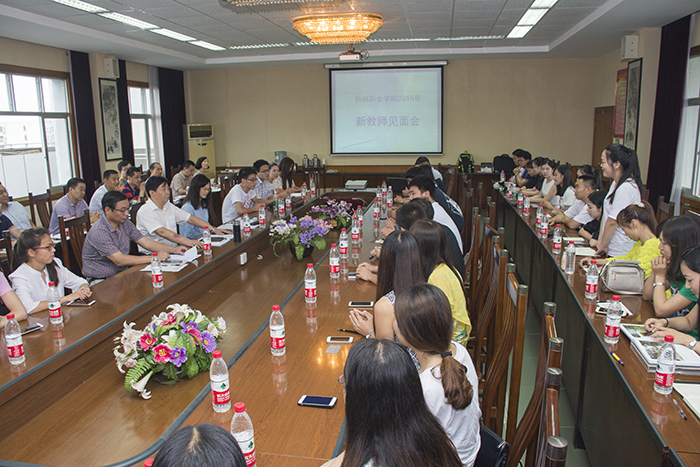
[185,358,199,379]
[165,363,179,382]
[124,359,152,393]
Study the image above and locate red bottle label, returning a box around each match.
[553,241,561,251]
[243,448,255,467]
[305,287,317,298]
[605,324,620,338]
[212,377,231,404]
[243,226,251,233]
[351,231,360,240]
[49,305,62,319]
[271,336,286,349]
[203,243,212,251]
[7,343,23,358]
[278,206,285,215]
[339,244,347,254]
[585,281,597,293]
[387,201,393,209]
[655,371,674,387]
[152,273,163,283]
[373,210,380,218]
[330,263,340,274]
[524,206,530,213]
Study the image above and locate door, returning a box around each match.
[592,106,615,170]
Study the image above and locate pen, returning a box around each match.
[673,399,688,420]
[337,328,362,335]
[610,351,624,366]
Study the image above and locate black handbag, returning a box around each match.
[474,425,510,467]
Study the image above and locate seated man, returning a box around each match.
[82,191,188,282]
[49,177,100,235]
[253,159,274,205]
[117,159,131,187]
[522,157,546,195]
[121,166,143,203]
[0,214,21,240]
[415,156,447,193]
[512,149,532,187]
[221,167,264,223]
[149,162,163,178]
[549,174,596,230]
[137,176,227,254]
[408,175,463,253]
[89,169,119,214]
[403,166,464,232]
[0,183,34,233]
[171,160,196,197]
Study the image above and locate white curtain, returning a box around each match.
[148,65,164,166]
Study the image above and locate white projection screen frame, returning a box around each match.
[330,66,443,155]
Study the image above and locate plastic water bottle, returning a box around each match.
[517,190,524,208]
[654,335,676,395]
[564,241,576,275]
[351,213,360,242]
[5,313,25,365]
[202,227,212,254]
[270,304,285,356]
[375,186,381,204]
[585,260,599,300]
[339,228,348,259]
[210,349,231,413]
[285,191,292,212]
[523,195,530,214]
[151,252,163,288]
[242,212,251,235]
[310,177,316,197]
[536,204,544,226]
[373,201,380,220]
[539,214,549,239]
[231,402,256,467]
[47,281,63,325]
[552,224,562,254]
[381,180,387,199]
[604,295,622,344]
[278,193,285,217]
[272,191,279,216]
[258,205,266,228]
[329,243,340,279]
[305,263,317,304]
[500,170,505,182]
[301,182,307,202]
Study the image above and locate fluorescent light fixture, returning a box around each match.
[294,42,318,46]
[190,41,227,51]
[531,0,558,7]
[435,35,504,41]
[150,29,196,42]
[518,8,548,26]
[365,38,431,42]
[507,25,532,38]
[50,0,106,13]
[98,12,158,29]
[229,43,289,50]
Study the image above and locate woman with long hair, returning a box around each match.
[152,423,245,467]
[409,219,471,344]
[579,190,606,244]
[10,228,91,314]
[393,284,481,466]
[643,216,700,319]
[577,164,601,190]
[181,173,213,240]
[595,143,644,256]
[321,339,462,467]
[276,157,300,194]
[529,159,557,205]
[545,163,575,210]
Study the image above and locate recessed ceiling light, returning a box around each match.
[50,0,106,13]
[518,8,548,26]
[435,35,504,41]
[98,12,158,29]
[150,29,196,42]
[230,43,290,49]
[190,41,227,51]
[365,38,431,42]
[507,25,533,39]
[531,0,558,7]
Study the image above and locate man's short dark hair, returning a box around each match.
[407,175,436,199]
[577,174,597,190]
[410,198,434,218]
[395,201,429,229]
[66,177,86,190]
[102,190,128,211]
[182,160,195,170]
[513,149,532,161]
[103,169,118,180]
[414,156,430,166]
[525,161,534,169]
[253,159,269,172]
[533,157,547,167]
[145,176,168,196]
[238,167,257,182]
[406,165,433,181]
[126,166,142,178]
[117,160,131,171]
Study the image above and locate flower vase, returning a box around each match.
[289,244,314,260]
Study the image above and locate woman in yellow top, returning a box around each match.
[409,220,471,345]
[580,201,659,279]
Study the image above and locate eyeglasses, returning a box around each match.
[111,207,130,213]
[246,178,257,183]
[337,374,345,385]
[34,244,55,251]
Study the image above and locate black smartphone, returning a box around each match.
[298,395,337,409]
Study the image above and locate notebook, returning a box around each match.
[674,382,700,421]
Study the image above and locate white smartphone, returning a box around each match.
[298,395,337,409]
[326,336,354,344]
[348,272,357,280]
[349,301,373,308]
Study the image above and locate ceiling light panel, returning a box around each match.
[190,41,227,51]
[518,8,548,26]
[98,12,158,29]
[150,29,196,41]
[229,43,289,49]
[50,0,106,13]
[531,0,558,7]
[507,25,532,38]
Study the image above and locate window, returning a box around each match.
[679,52,700,197]
[0,71,75,198]
[128,85,157,170]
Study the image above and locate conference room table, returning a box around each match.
[0,189,377,467]
[495,188,700,467]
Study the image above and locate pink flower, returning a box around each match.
[187,328,201,342]
[153,344,172,363]
[139,334,157,351]
[161,314,177,326]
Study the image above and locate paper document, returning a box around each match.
[563,237,587,244]
[674,382,700,421]
[168,246,198,262]
[141,261,189,273]
[575,247,597,256]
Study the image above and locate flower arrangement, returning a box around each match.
[310,197,353,229]
[114,304,226,400]
[269,215,332,260]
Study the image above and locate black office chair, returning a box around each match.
[474,425,509,467]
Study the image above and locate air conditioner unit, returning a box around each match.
[104,57,120,79]
[621,35,638,61]
[184,124,216,179]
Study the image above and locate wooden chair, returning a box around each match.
[58,209,91,274]
[465,208,482,309]
[462,188,474,254]
[169,165,181,181]
[476,182,484,216]
[28,189,53,228]
[540,368,567,467]
[657,196,675,224]
[221,176,236,198]
[506,302,563,467]
[504,263,529,443]
[683,205,700,227]
[445,165,458,200]
[0,230,14,278]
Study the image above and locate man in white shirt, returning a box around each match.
[253,159,274,205]
[549,174,597,230]
[407,175,463,253]
[221,167,265,223]
[89,169,119,214]
[136,176,227,254]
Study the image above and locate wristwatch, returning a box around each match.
[689,339,698,350]
[653,282,665,288]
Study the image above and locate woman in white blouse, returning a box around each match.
[529,159,556,206]
[10,228,91,314]
[544,162,576,211]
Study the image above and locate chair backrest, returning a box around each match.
[476,182,484,215]
[540,367,566,467]
[488,200,496,228]
[643,188,650,202]
[0,230,13,278]
[505,264,529,443]
[28,189,53,227]
[445,165,457,200]
[221,176,236,198]
[682,205,700,227]
[466,209,482,309]
[58,209,91,273]
[462,188,474,252]
[472,236,502,384]
[657,196,675,223]
[169,165,181,180]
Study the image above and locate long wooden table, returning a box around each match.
[0,190,376,467]
[496,190,700,467]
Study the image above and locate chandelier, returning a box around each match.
[293,13,383,44]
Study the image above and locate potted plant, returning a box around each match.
[269,215,332,260]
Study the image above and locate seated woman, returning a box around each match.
[545,163,575,210]
[643,216,700,320]
[645,246,700,350]
[409,219,471,344]
[274,157,300,195]
[578,190,605,244]
[528,159,556,206]
[181,174,213,240]
[0,183,34,233]
[151,423,245,467]
[321,339,462,467]
[195,157,210,176]
[580,201,659,279]
[0,272,28,329]
[10,228,91,314]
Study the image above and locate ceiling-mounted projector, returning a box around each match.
[339,45,369,62]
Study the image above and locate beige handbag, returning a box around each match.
[600,260,645,295]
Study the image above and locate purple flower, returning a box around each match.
[181,320,197,334]
[200,331,217,353]
[170,346,188,367]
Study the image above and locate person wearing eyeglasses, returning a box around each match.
[221,167,265,224]
[81,191,188,283]
[10,228,91,314]
[49,177,101,235]
[252,159,275,205]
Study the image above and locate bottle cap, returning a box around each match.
[152,252,158,256]
[341,228,346,231]
[665,335,674,343]
[6,313,14,319]
[612,295,620,301]
[307,263,313,268]
[331,243,337,247]
[556,224,561,227]
[144,459,154,467]
[212,350,222,359]
[234,402,246,413]
[272,305,280,311]
[591,260,597,264]
[48,281,55,287]
[569,240,574,244]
